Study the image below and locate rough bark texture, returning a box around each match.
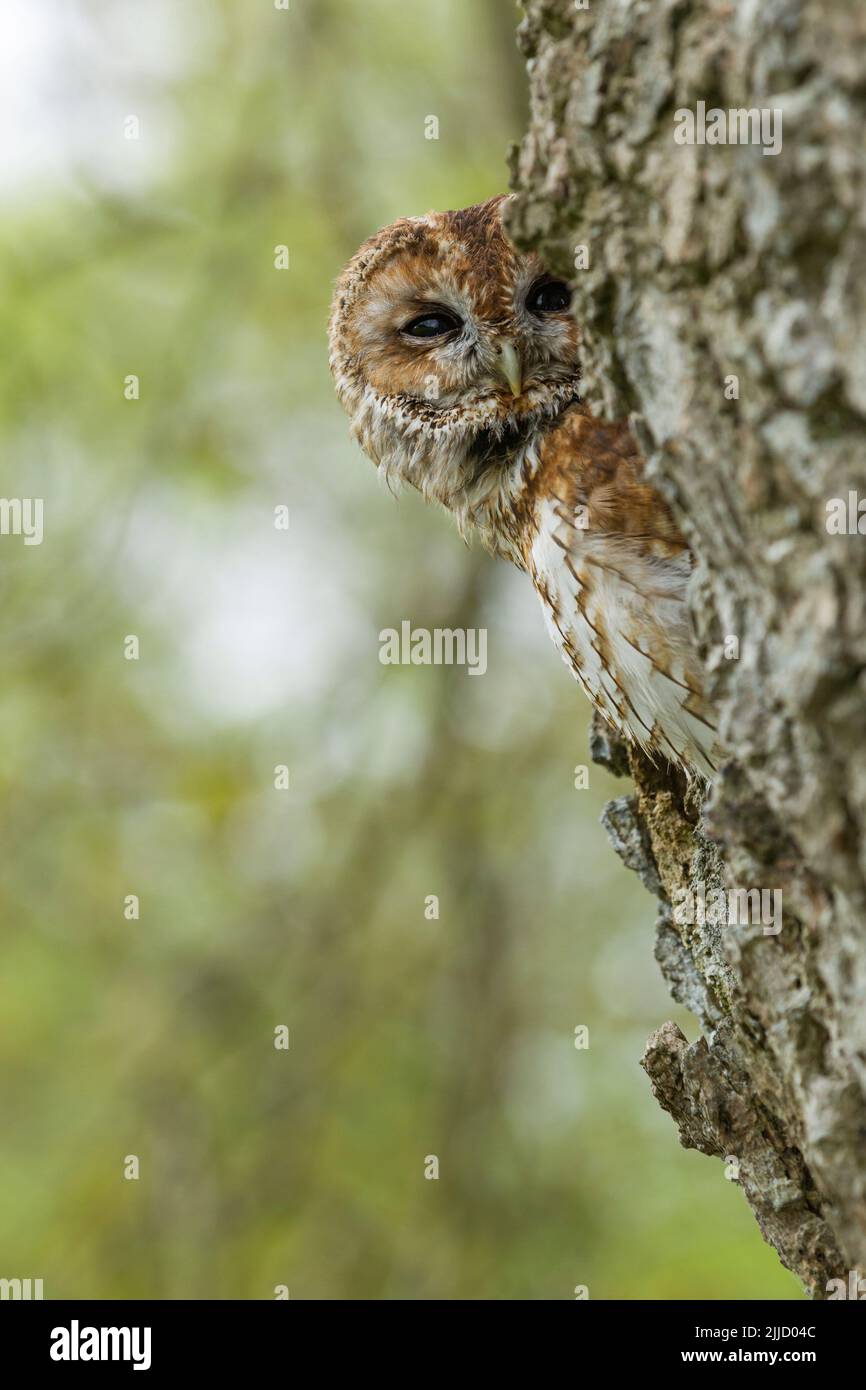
[507,0,866,1298]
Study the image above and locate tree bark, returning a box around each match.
[507,0,866,1298]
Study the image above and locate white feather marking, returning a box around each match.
[530,498,717,778]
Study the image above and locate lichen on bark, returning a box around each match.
[507,0,866,1297]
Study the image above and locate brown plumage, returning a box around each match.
[329,196,718,778]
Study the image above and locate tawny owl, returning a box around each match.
[328,195,718,779]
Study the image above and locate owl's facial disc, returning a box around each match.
[395,276,573,401]
[329,196,582,517]
[352,261,579,421]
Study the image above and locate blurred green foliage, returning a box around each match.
[0,0,800,1299]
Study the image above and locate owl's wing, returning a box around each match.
[525,409,719,779]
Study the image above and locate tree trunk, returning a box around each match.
[506,0,866,1299]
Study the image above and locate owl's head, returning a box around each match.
[328,195,580,539]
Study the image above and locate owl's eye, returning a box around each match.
[527,279,571,314]
[401,310,461,339]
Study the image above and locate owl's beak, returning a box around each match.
[495,339,523,397]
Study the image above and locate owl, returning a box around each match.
[328,195,718,779]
